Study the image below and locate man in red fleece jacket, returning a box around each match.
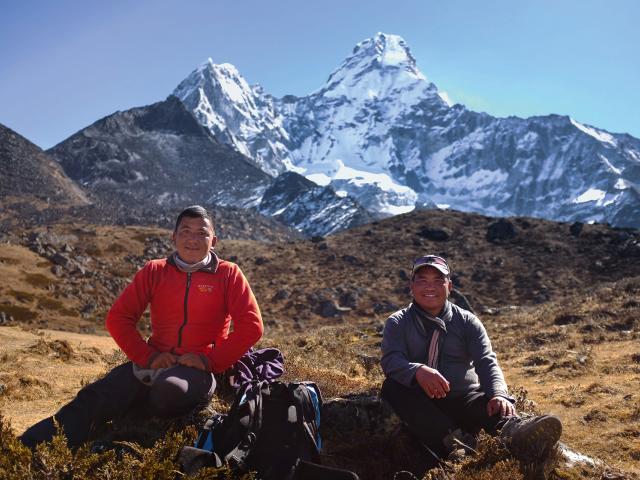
[21,205,263,448]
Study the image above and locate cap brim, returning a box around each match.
[412,263,449,276]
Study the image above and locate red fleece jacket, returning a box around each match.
[105,255,263,373]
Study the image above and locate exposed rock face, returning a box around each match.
[258,172,375,236]
[44,97,369,237]
[48,96,273,211]
[0,123,89,207]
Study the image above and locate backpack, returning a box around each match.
[185,380,323,480]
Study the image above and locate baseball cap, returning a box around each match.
[411,255,450,277]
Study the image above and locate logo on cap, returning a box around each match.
[411,255,450,277]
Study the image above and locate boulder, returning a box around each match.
[486,219,517,243]
[418,227,450,242]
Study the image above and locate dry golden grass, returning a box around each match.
[0,212,639,478]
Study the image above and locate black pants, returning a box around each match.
[381,378,506,459]
[20,362,215,449]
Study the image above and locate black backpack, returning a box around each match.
[183,380,325,480]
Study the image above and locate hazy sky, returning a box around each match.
[2,0,639,149]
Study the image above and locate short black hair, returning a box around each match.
[174,205,215,233]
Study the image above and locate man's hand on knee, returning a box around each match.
[177,353,207,371]
[150,352,178,369]
[487,396,516,417]
[415,365,450,399]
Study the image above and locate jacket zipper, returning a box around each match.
[177,272,191,348]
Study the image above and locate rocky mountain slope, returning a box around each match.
[175,33,640,228]
[48,96,272,210]
[44,96,369,237]
[0,123,89,213]
[258,172,375,236]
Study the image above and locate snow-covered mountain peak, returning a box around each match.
[173,58,291,176]
[321,32,431,100]
[365,32,419,69]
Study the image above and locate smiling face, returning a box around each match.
[172,216,217,264]
[410,266,453,316]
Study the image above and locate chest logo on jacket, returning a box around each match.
[197,284,215,294]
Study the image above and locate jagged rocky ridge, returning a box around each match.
[174,33,640,228]
[258,172,374,237]
[48,96,271,210]
[43,96,369,237]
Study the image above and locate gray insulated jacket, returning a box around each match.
[381,301,513,401]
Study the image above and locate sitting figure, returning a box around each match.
[21,205,263,449]
[380,255,561,463]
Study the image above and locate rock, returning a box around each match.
[317,299,351,318]
[618,239,640,258]
[272,289,290,301]
[342,255,362,265]
[398,269,409,281]
[339,291,359,309]
[486,219,517,243]
[554,314,583,325]
[51,252,72,268]
[74,264,87,276]
[417,227,450,241]
[569,222,583,237]
[255,256,269,265]
[373,301,399,314]
[51,265,64,276]
[310,236,325,243]
[450,289,474,313]
[481,306,500,315]
[81,302,97,315]
[322,395,401,439]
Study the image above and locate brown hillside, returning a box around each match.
[0,208,638,477]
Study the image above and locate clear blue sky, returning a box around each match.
[1,0,639,149]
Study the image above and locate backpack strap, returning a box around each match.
[223,380,265,470]
[289,382,322,454]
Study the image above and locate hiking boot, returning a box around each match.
[499,415,562,463]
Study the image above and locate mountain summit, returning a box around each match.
[173,33,640,228]
[173,60,291,176]
[321,32,435,101]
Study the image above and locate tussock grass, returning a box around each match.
[0,415,249,480]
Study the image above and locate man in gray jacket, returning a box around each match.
[381,255,561,462]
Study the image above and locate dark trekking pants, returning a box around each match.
[20,362,215,449]
[381,378,507,459]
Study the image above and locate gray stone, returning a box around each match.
[51,252,72,268]
[318,299,351,318]
[450,289,474,313]
[272,289,290,301]
[322,395,401,442]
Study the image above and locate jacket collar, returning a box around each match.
[166,250,219,274]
